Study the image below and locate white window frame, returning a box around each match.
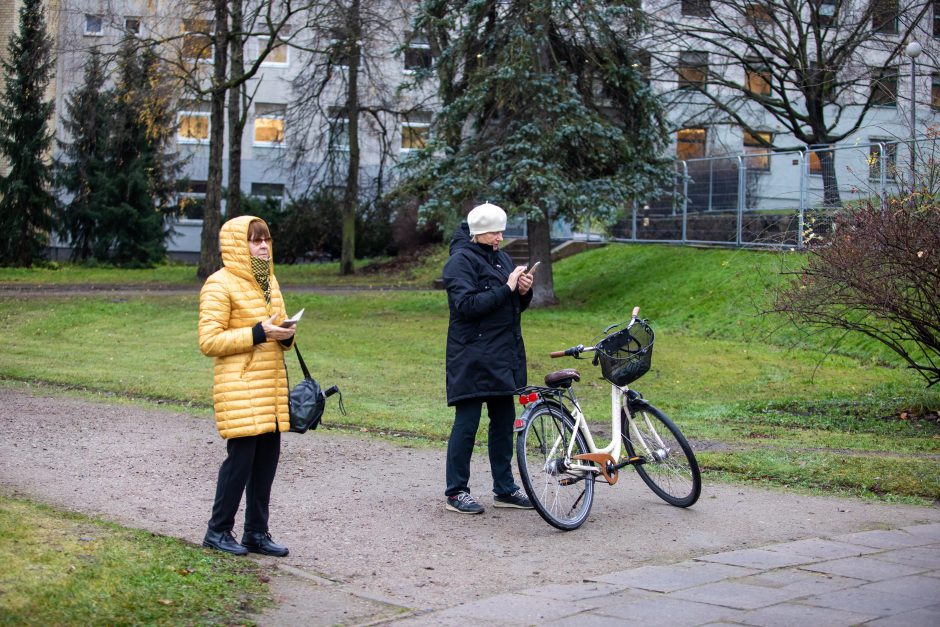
[177,111,211,144]
[743,129,773,172]
[253,104,287,147]
[403,34,432,73]
[124,17,142,35]
[400,115,431,153]
[327,108,350,152]
[181,19,214,63]
[258,35,289,67]
[84,14,104,37]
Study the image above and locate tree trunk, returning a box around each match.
[340,0,361,276]
[226,0,245,219]
[197,0,229,280]
[819,149,842,208]
[527,213,556,307]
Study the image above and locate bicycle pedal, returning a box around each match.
[628,456,645,465]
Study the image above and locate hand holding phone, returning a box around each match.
[280,308,305,328]
[525,260,541,275]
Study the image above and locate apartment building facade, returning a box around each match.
[6,1,940,254]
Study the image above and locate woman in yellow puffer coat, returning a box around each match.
[198,216,295,557]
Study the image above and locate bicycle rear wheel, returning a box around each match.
[517,404,594,531]
[623,403,701,507]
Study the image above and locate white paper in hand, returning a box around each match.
[281,308,305,327]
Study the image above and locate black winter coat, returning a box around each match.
[443,223,533,405]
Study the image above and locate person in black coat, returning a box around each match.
[442,202,535,514]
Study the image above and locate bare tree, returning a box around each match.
[647,0,932,207]
[286,0,430,275]
[154,1,308,278]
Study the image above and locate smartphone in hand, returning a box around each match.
[280,308,305,328]
[525,260,541,275]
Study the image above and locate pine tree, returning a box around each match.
[93,40,180,267]
[0,0,56,266]
[403,0,670,305]
[56,48,112,261]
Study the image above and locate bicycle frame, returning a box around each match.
[515,381,634,480]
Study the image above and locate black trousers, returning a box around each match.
[445,396,519,497]
[208,430,281,534]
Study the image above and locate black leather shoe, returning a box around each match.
[241,531,289,557]
[203,529,248,556]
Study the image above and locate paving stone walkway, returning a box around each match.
[389,523,940,626]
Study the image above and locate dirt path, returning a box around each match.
[2,384,938,624]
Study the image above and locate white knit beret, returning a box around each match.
[467,202,507,235]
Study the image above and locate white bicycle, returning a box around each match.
[514,307,701,530]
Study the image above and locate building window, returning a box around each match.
[868,141,897,180]
[177,180,207,219]
[743,130,772,171]
[84,15,103,36]
[327,107,349,152]
[932,73,940,109]
[404,32,432,72]
[870,66,898,107]
[182,19,213,61]
[177,104,210,144]
[676,127,707,160]
[935,0,940,38]
[250,182,285,200]
[124,17,141,35]
[808,146,833,175]
[745,61,771,95]
[677,51,708,91]
[872,0,899,34]
[745,2,772,24]
[401,111,432,152]
[258,30,289,66]
[329,27,357,68]
[681,0,710,18]
[818,0,837,26]
[254,104,286,145]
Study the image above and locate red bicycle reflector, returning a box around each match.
[513,419,524,429]
[527,393,539,403]
[518,395,528,405]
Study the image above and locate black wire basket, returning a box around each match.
[593,320,655,386]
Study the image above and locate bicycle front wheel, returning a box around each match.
[517,404,595,531]
[623,403,701,507]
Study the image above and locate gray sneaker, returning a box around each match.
[446,491,484,514]
[494,489,533,509]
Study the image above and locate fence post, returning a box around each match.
[736,155,745,246]
[708,158,714,212]
[631,201,637,242]
[798,149,807,249]
[879,142,887,209]
[681,160,689,243]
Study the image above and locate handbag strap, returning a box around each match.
[294,344,312,380]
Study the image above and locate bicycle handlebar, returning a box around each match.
[549,306,642,358]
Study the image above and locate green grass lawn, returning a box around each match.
[1,243,936,503]
[0,495,271,626]
[1,242,937,621]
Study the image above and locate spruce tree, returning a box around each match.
[403,0,670,305]
[94,40,180,267]
[0,0,56,266]
[56,48,112,261]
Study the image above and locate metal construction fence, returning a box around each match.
[612,136,936,249]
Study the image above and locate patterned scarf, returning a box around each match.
[250,256,271,304]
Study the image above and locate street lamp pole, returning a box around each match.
[905,40,922,185]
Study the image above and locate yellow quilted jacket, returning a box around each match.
[198,216,292,438]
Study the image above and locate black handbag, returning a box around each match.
[288,345,344,433]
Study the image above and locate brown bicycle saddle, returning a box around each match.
[544,369,580,389]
